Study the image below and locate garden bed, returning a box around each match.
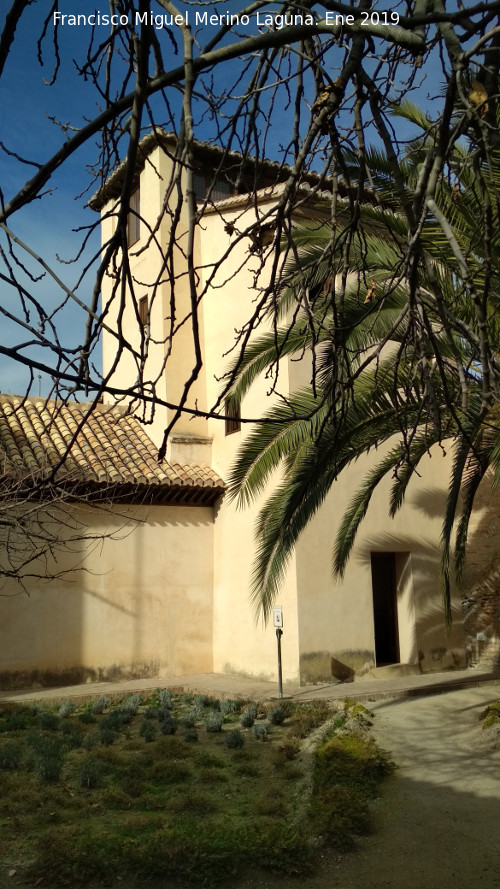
[0,691,393,887]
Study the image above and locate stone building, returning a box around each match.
[2,133,496,689]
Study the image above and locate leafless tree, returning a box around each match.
[0,0,499,580]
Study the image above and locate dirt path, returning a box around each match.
[236,686,500,889]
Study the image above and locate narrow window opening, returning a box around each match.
[138,296,148,333]
[225,399,241,435]
[127,187,140,246]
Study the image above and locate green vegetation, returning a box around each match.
[226,102,500,628]
[480,701,500,729]
[0,692,393,887]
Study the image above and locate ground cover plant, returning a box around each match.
[480,701,500,730]
[0,693,393,887]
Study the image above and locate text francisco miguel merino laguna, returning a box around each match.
[53,10,355,29]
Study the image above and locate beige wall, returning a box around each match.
[100,145,208,447]
[0,503,214,689]
[294,446,466,681]
[199,199,301,682]
[97,145,469,685]
[462,470,500,669]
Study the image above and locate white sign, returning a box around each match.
[273,607,283,628]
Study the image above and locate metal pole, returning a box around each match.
[276,628,283,699]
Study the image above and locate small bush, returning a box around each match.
[157,689,173,711]
[344,702,373,725]
[60,722,84,748]
[80,756,105,789]
[139,721,157,742]
[314,734,394,790]
[78,709,96,725]
[159,715,177,736]
[0,740,23,770]
[184,727,199,743]
[219,699,238,715]
[36,752,63,783]
[205,713,224,733]
[193,694,210,708]
[290,706,330,738]
[280,737,300,760]
[481,702,500,728]
[38,711,60,731]
[2,711,30,732]
[117,706,136,725]
[253,723,270,742]
[90,696,110,715]
[224,729,245,749]
[82,732,100,750]
[144,706,160,720]
[99,728,117,747]
[240,709,255,729]
[58,701,76,718]
[267,706,286,726]
[122,694,142,715]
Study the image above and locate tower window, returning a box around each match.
[225,399,241,435]
[138,296,148,331]
[127,187,140,246]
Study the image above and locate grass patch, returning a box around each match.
[0,692,393,886]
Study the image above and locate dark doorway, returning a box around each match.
[371,553,400,666]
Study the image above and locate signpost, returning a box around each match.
[273,607,284,699]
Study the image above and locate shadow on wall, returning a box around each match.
[358,526,465,673]
[460,471,500,670]
[0,503,216,691]
[299,482,472,684]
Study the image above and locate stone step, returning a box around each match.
[364,663,422,680]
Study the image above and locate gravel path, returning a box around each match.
[327,687,500,889]
[236,686,500,889]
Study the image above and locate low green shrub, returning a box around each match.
[38,711,60,731]
[184,727,199,743]
[0,740,23,770]
[139,721,157,742]
[82,732,100,750]
[80,756,105,788]
[224,729,245,749]
[99,727,117,746]
[219,699,238,715]
[481,702,500,728]
[58,701,76,718]
[1,710,30,732]
[253,723,270,742]
[36,752,63,783]
[159,715,177,736]
[144,705,160,720]
[90,696,110,715]
[240,709,255,729]
[267,706,285,726]
[205,712,224,733]
[157,689,173,711]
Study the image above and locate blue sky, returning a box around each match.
[0,1,456,397]
[0,2,104,396]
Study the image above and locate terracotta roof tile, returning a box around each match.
[0,396,225,506]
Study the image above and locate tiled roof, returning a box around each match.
[0,396,225,506]
[88,130,330,211]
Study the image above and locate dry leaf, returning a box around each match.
[364,279,377,304]
[469,79,489,115]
